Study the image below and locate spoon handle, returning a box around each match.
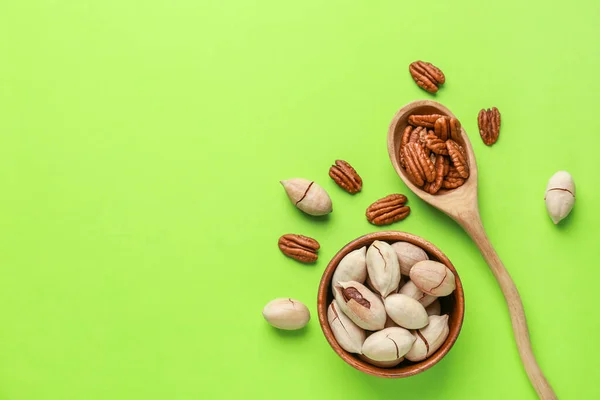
[461,213,557,400]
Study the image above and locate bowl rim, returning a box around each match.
[317,231,465,378]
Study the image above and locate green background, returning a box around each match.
[0,0,598,399]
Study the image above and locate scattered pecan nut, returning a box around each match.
[278,234,320,263]
[409,61,445,93]
[366,194,410,225]
[478,107,501,146]
[403,142,436,187]
[329,160,362,194]
[408,114,444,128]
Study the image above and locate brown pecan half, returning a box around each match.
[409,61,446,93]
[401,126,413,147]
[424,130,448,155]
[442,176,466,189]
[408,114,444,128]
[478,107,501,146]
[278,234,320,263]
[402,146,423,187]
[399,126,413,168]
[329,160,362,194]
[446,140,469,179]
[404,142,436,187]
[449,117,462,141]
[433,117,449,140]
[417,128,427,145]
[365,194,410,225]
[400,127,428,168]
[424,155,448,194]
[417,129,431,156]
[446,165,462,179]
[443,158,450,177]
[433,116,461,141]
[409,126,423,143]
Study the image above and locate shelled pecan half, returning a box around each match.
[409,61,445,93]
[403,142,436,187]
[329,160,362,194]
[366,194,410,225]
[278,234,320,263]
[478,107,501,146]
[408,114,444,128]
[446,140,469,179]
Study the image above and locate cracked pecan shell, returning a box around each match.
[478,107,501,146]
[329,160,362,194]
[446,140,469,179]
[278,234,320,263]
[408,114,444,128]
[409,61,446,93]
[366,194,410,225]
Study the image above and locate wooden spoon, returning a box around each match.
[387,100,557,400]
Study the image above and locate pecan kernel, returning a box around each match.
[478,107,501,146]
[366,194,410,225]
[329,160,362,194]
[278,234,320,263]
[409,61,445,93]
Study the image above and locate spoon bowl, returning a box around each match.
[387,100,557,400]
[387,100,478,218]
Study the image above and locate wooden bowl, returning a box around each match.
[317,231,465,378]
